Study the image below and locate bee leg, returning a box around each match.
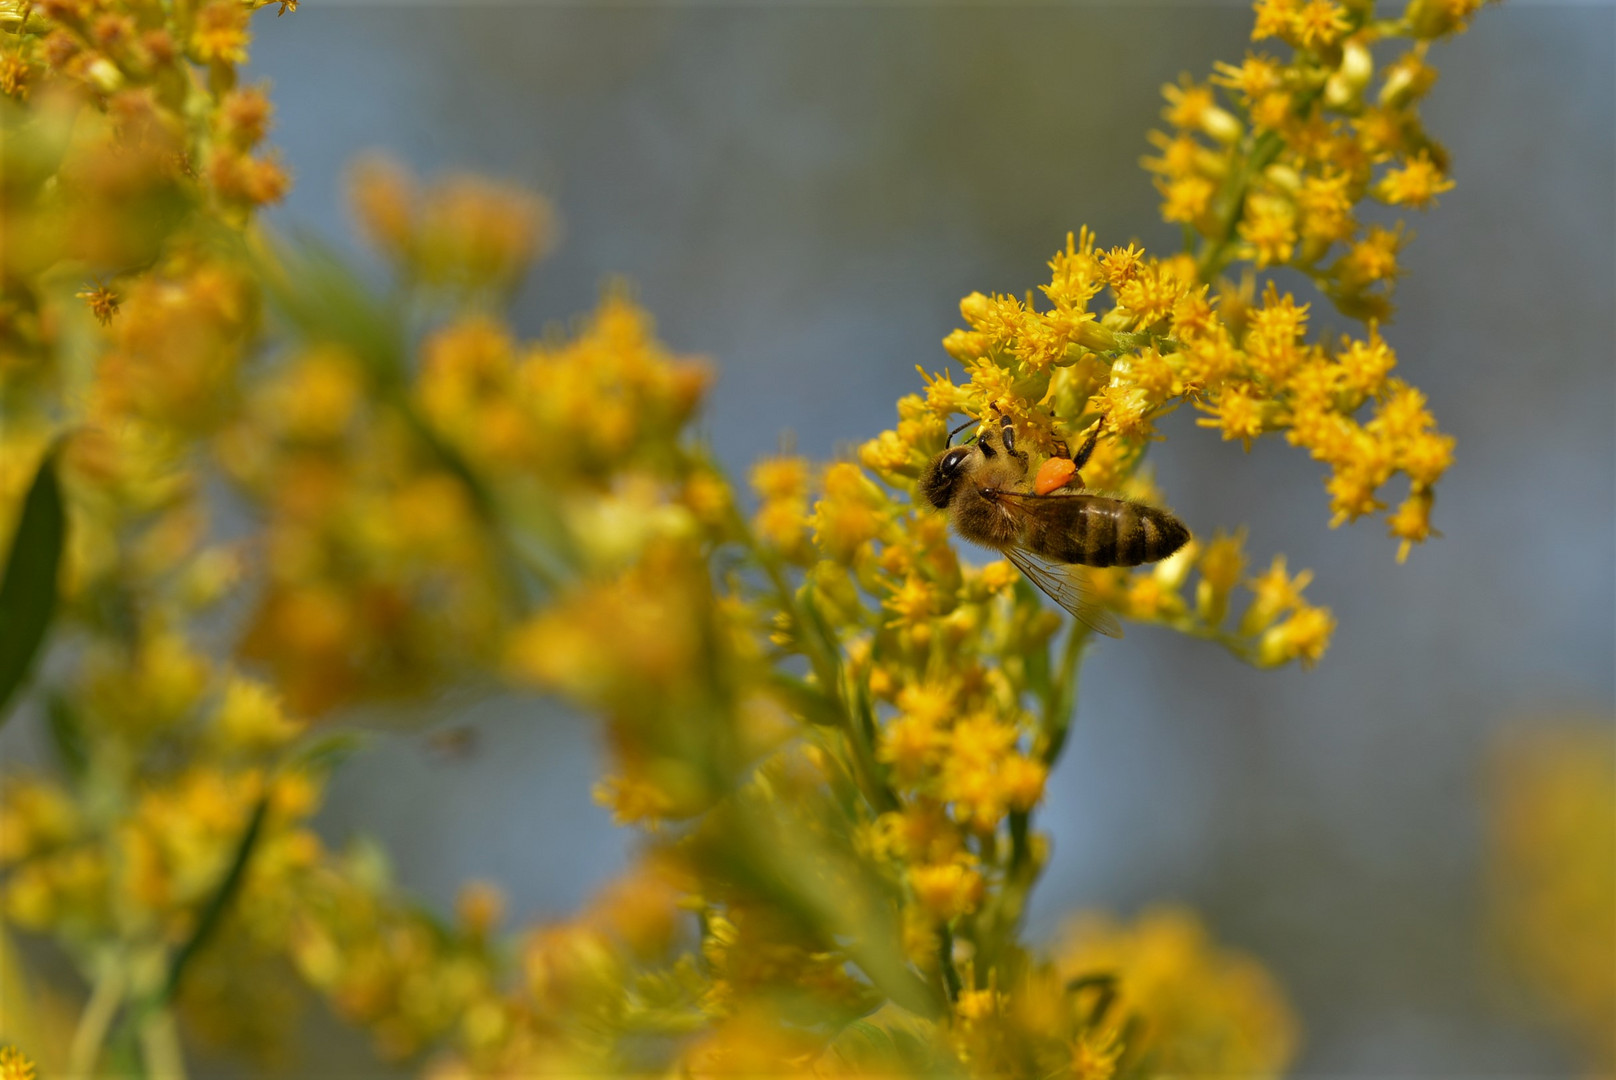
[1070,419,1104,471]
[1052,437,1070,459]
[998,413,1030,469]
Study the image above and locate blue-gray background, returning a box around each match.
[245,4,1612,1074]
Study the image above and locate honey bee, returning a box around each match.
[919,412,1190,638]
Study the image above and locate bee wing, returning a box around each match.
[1002,544,1124,640]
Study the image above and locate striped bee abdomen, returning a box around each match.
[1031,495,1190,568]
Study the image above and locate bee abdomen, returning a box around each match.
[1038,498,1190,568]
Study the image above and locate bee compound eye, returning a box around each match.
[942,449,967,474]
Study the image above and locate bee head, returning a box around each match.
[920,445,977,509]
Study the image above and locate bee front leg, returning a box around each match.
[997,413,1030,470]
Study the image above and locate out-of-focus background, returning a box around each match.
[240,5,1611,1074]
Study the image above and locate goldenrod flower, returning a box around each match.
[1376,149,1456,208]
[0,1046,37,1080]
[191,1,250,64]
[75,283,119,324]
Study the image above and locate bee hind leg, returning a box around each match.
[1070,418,1105,471]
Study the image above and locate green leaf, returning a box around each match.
[161,793,269,1004]
[0,447,65,725]
[256,232,406,384]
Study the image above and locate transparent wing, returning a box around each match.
[986,486,1096,532]
[1002,544,1124,639]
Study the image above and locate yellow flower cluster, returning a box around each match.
[1054,908,1298,1076]
[1486,724,1616,1073]
[0,1046,36,1080]
[1,0,1491,1075]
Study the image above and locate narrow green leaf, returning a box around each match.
[161,793,269,1004]
[0,447,65,724]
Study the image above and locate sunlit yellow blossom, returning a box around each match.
[1243,554,1314,635]
[1213,53,1283,103]
[910,860,984,920]
[1296,170,1356,244]
[191,1,250,64]
[1251,0,1299,41]
[1070,1025,1122,1080]
[1158,174,1218,226]
[1376,150,1455,208]
[1163,78,1241,145]
[1487,724,1616,1074]
[1238,195,1297,267]
[0,0,1485,1070]
[1258,604,1335,667]
[1293,0,1350,49]
[0,1046,37,1080]
[1197,384,1268,448]
[213,676,304,751]
[956,987,1004,1021]
[1056,908,1297,1075]
[811,463,888,564]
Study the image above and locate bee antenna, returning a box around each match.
[945,417,978,447]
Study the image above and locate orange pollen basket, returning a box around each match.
[1034,457,1078,495]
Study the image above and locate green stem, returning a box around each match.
[1196,129,1285,283]
[68,956,126,1078]
[1038,623,1090,765]
[747,533,897,814]
[140,1007,188,1080]
[937,922,962,1003]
